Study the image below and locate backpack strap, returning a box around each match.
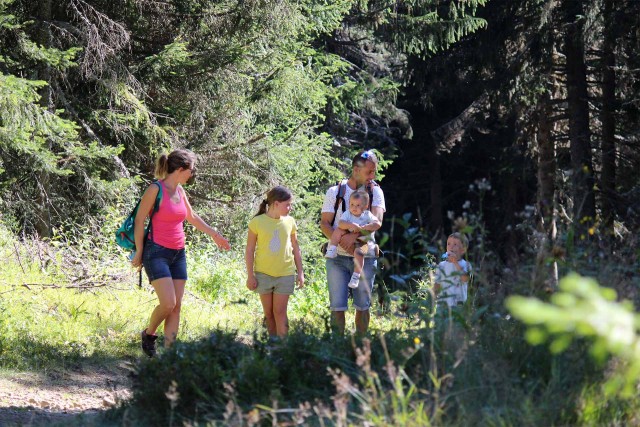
[330,179,348,227]
[365,180,379,211]
[145,181,163,243]
[138,181,163,288]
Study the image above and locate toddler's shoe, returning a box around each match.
[324,245,338,258]
[348,273,360,289]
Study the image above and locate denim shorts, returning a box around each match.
[255,272,295,295]
[326,255,377,311]
[142,241,188,282]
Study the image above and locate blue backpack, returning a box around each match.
[116,181,163,251]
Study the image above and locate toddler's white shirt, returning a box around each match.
[435,260,471,307]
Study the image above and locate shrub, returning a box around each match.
[127,328,437,425]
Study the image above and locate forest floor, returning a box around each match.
[0,359,133,426]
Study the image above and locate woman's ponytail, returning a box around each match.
[154,154,169,179]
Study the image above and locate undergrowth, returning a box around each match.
[1,212,640,426]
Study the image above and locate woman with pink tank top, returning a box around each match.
[131,149,231,357]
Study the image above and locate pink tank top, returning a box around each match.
[150,181,188,249]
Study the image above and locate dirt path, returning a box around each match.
[0,361,133,426]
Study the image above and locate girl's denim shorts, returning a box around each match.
[142,241,188,282]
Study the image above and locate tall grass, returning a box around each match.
[0,219,350,370]
[2,207,640,426]
[0,222,259,370]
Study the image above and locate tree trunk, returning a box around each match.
[600,0,617,236]
[426,135,443,235]
[534,95,558,291]
[563,0,596,232]
[34,0,53,239]
[533,14,559,292]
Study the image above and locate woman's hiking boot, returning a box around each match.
[141,329,158,357]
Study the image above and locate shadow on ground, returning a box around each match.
[0,341,140,427]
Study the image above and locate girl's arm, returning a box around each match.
[131,183,160,268]
[291,231,305,289]
[245,230,258,290]
[181,187,230,250]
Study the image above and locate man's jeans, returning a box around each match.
[326,255,377,311]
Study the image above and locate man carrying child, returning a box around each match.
[324,190,381,289]
[320,150,385,335]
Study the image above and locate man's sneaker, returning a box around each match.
[348,273,360,289]
[141,329,158,358]
[324,245,338,258]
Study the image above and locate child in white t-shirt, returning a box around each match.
[325,191,381,288]
[435,232,471,307]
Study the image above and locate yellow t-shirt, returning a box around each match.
[248,214,297,277]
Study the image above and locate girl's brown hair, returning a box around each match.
[255,186,293,217]
[155,149,196,179]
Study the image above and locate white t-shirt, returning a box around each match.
[322,181,385,256]
[435,260,471,307]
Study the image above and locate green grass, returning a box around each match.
[0,228,401,371]
[3,223,640,426]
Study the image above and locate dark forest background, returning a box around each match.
[3,0,639,265]
[386,0,640,254]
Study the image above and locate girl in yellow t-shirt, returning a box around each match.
[245,186,304,337]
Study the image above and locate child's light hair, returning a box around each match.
[449,232,469,249]
[350,190,369,207]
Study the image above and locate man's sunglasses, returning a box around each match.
[359,150,374,160]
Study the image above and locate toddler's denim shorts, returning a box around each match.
[142,241,188,282]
